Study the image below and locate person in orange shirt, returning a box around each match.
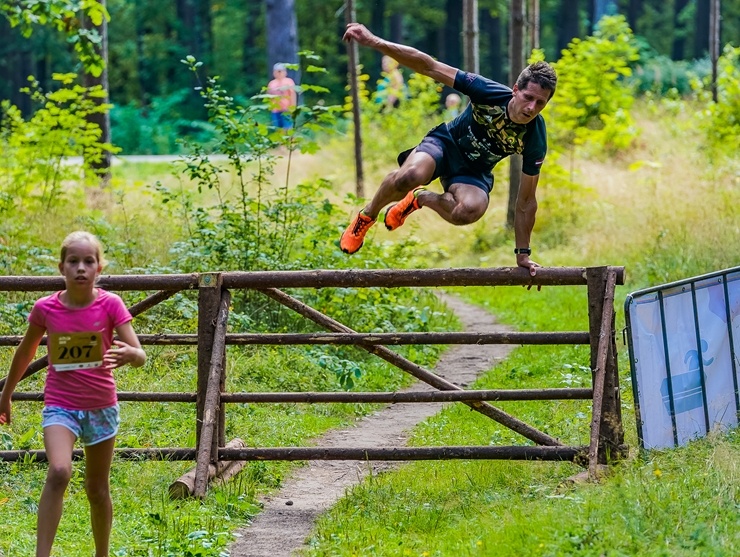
[267,63,297,130]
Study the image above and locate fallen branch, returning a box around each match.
[169,438,246,499]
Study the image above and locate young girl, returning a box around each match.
[0,231,146,557]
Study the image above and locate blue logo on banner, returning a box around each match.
[660,340,713,414]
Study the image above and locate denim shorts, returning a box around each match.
[42,405,120,446]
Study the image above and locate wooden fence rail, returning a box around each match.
[0,266,626,496]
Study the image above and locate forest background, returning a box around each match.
[2,0,740,155]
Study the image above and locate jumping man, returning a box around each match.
[339,23,557,276]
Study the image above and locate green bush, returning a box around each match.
[344,67,442,173]
[629,52,710,96]
[0,73,116,218]
[543,15,641,157]
[692,44,740,163]
[110,90,218,155]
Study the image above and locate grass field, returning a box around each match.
[0,98,738,556]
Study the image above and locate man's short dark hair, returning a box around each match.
[516,61,557,99]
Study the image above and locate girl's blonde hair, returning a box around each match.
[60,231,107,268]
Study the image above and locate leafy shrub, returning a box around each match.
[110,89,217,155]
[343,67,442,172]
[0,73,116,218]
[149,53,450,372]
[542,15,641,156]
[692,44,740,162]
[629,52,710,96]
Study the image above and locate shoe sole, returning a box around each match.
[340,241,362,255]
[384,203,415,231]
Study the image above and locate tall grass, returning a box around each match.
[304,98,740,556]
[0,93,738,555]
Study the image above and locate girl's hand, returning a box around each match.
[103,340,145,370]
[0,400,11,425]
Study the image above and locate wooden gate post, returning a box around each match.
[194,288,231,498]
[197,273,223,452]
[586,267,625,465]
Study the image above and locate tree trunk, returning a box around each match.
[370,0,386,81]
[265,0,299,81]
[592,0,617,28]
[443,0,462,68]
[345,0,364,198]
[709,0,720,102]
[557,0,580,54]
[176,0,198,57]
[389,12,403,43]
[242,0,263,94]
[507,0,525,229]
[481,9,504,83]
[134,0,149,106]
[587,0,595,33]
[199,0,213,66]
[462,0,479,73]
[81,0,111,186]
[672,0,690,59]
[626,0,642,34]
[528,0,540,51]
[694,0,710,58]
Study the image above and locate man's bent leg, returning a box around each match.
[363,150,437,219]
[340,150,436,253]
[418,182,489,225]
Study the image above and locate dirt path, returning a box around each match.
[229,293,514,557]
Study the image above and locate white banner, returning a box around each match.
[626,270,740,449]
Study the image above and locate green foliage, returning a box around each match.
[306,278,739,556]
[0,73,117,221]
[692,45,740,162]
[163,52,341,276]
[345,68,442,172]
[0,0,109,76]
[531,162,595,251]
[110,90,217,155]
[543,15,641,156]
[629,49,711,97]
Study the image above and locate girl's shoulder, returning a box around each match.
[33,291,63,310]
[95,288,125,306]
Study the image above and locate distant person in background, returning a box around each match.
[339,23,557,277]
[375,55,406,110]
[267,62,297,130]
[444,92,462,119]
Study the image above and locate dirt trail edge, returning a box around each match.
[229,293,515,557]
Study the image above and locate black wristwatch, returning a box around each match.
[514,248,531,255]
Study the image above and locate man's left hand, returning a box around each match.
[517,255,542,290]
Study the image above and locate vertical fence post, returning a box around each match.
[587,267,625,465]
[197,273,222,452]
[194,288,231,498]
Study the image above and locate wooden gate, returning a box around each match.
[0,266,625,496]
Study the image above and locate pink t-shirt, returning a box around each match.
[29,289,132,411]
[267,76,296,112]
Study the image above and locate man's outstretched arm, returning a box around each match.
[514,172,540,276]
[343,23,458,87]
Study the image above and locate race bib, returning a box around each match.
[49,332,104,371]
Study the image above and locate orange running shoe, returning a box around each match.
[384,187,425,231]
[340,211,376,254]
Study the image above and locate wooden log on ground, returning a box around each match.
[168,438,246,499]
[211,458,248,488]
